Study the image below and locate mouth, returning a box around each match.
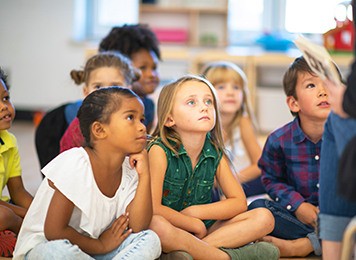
[317,101,330,108]
[136,136,147,142]
[0,113,12,121]
[199,116,210,121]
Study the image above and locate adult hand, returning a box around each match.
[324,79,349,118]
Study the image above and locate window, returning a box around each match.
[228,0,350,46]
[74,0,139,41]
[77,0,350,45]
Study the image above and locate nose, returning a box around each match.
[200,102,209,112]
[138,120,147,133]
[0,101,8,112]
[318,85,328,97]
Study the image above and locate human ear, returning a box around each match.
[83,86,90,97]
[286,96,300,113]
[91,122,107,139]
[164,115,175,127]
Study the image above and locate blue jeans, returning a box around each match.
[319,112,356,242]
[248,199,321,256]
[25,230,161,260]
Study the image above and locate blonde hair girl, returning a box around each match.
[148,75,279,260]
[202,61,264,198]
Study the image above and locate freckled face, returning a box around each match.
[168,81,216,134]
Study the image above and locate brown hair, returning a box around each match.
[70,51,140,87]
[283,56,342,117]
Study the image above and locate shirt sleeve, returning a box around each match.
[7,136,22,178]
[60,118,84,152]
[259,135,305,212]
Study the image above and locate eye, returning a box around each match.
[205,98,213,106]
[233,85,241,90]
[139,65,147,71]
[126,114,134,121]
[2,95,10,102]
[306,83,315,89]
[140,117,145,123]
[216,84,225,90]
[95,85,102,90]
[187,99,195,106]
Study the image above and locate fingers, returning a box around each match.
[111,213,131,235]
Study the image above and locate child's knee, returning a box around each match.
[252,207,275,232]
[149,215,176,242]
[0,205,16,223]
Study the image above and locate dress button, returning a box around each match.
[315,155,320,160]
[275,197,279,202]
[286,205,292,210]
[316,183,319,188]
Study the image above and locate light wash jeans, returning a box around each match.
[248,199,321,256]
[319,112,356,242]
[25,230,161,260]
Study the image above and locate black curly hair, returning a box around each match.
[0,67,9,90]
[99,24,161,60]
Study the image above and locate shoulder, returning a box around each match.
[42,147,88,176]
[266,119,296,143]
[0,130,17,146]
[148,138,167,152]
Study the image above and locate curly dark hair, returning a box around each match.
[0,67,10,90]
[99,24,161,60]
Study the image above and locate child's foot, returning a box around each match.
[159,250,193,260]
[261,235,314,257]
[220,241,280,260]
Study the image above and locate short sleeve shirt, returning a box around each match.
[0,130,22,202]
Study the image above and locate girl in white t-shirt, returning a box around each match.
[13,87,161,260]
[202,61,265,198]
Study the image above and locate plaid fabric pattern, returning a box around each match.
[259,117,321,212]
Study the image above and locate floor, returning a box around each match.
[3,120,323,259]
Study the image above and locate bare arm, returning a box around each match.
[181,155,247,221]
[45,181,130,255]
[6,176,33,217]
[149,145,206,236]
[126,149,153,232]
[239,116,262,182]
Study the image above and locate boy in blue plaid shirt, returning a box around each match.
[249,56,339,257]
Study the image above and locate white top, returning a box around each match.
[225,127,250,173]
[13,147,138,259]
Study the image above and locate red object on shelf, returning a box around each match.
[152,28,188,43]
[324,19,355,52]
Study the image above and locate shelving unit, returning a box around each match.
[139,1,228,46]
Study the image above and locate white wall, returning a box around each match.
[0,0,90,111]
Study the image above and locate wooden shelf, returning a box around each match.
[139,2,228,47]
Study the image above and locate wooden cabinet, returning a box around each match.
[139,1,228,47]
